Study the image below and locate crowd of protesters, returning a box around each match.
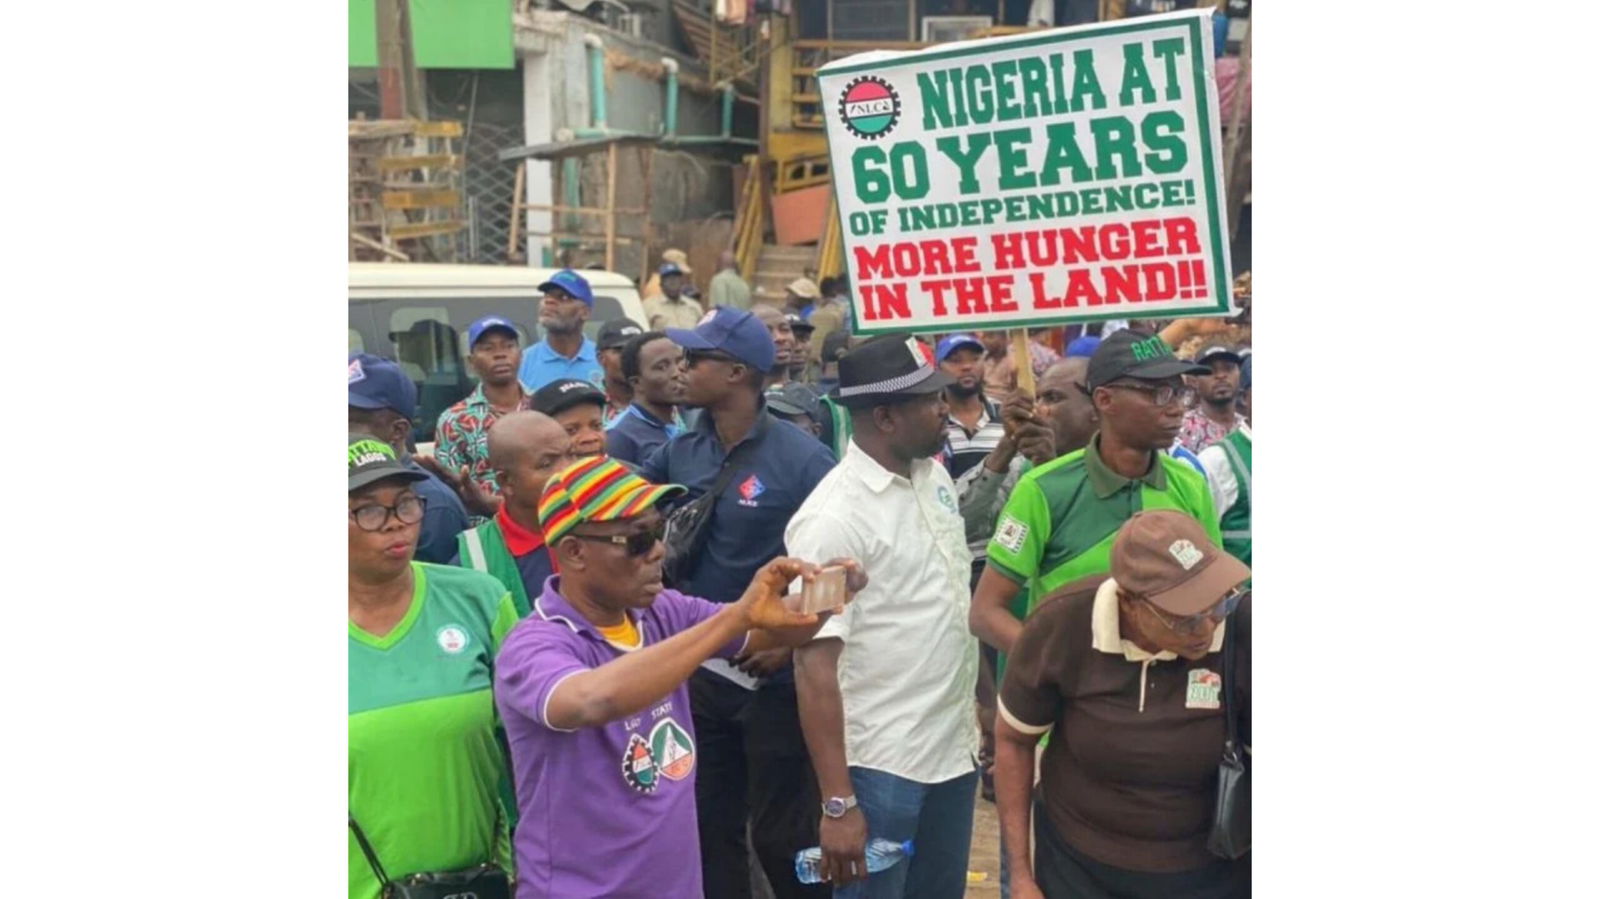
[349,256,1254,899]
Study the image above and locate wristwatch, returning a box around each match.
[822,795,858,818]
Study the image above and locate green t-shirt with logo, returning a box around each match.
[987,436,1220,617]
[349,562,519,899]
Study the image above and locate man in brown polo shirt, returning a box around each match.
[996,510,1251,899]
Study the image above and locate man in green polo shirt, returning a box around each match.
[970,329,1221,661]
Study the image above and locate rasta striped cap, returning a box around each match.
[537,457,686,546]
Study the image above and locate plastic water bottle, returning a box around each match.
[794,839,915,884]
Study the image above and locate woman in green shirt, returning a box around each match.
[347,437,518,899]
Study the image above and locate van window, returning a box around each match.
[587,295,632,338]
[386,308,471,444]
[349,329,365,354]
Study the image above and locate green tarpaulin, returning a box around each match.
[349,0,514,70]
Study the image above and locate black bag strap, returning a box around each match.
[705,428,759,501]
[348,815,391,887]
[1219,616,1240,750]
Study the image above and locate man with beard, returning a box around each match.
[935,334,1007,482]
[607,331,689,466]
[752,303,798,389]
[518,269,606,392]
[436,316,531,495]
[1176,345,1244,453]
[640,308,837,899]
[790,335,979,898]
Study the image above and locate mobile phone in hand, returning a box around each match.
[788,564,848,615]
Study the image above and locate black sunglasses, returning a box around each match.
[683,349,741,368]
[569,521,666,558]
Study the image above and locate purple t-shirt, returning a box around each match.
[495,577,748,899]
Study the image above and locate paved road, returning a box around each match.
[967,786,1002,896]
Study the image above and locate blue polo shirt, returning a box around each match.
[605,403,686,466]
[518,337,605,392]
[638,405,836,606]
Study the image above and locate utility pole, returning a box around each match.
[375,0,427,119]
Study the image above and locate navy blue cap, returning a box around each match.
[935,333,984,363]
[538,269,594,307]
[467,316,519,349]
[1065,336,1102,358]
[659,262,685,278]
[349,353,418,419]
[666,307,777,373]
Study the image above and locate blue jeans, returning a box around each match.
[834,766,978,899]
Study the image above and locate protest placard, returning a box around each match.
[818,9,1233,335]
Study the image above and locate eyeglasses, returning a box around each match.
[350,495,427,531]
[1104,381,1196,408]
[684,349,740,368]
[569,521,666,558]
[1142,585,1249,636]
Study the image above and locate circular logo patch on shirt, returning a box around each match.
[622,733,659,793]
[650,718,696,781]
[937,485,957,515]
[436,625,470,655]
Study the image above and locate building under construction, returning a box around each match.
[347,1,1250,296]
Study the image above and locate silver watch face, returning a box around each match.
[824,798,848,817]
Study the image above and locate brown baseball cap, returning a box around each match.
[1111,510,1251,616]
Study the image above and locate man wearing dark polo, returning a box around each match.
[997,510,1251,898]
[639,307,837,899]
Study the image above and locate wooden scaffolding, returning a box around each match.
[348,119,466,262]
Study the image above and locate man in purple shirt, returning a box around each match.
[495,456,863,899]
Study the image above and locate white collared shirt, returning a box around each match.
[786,440,979,784]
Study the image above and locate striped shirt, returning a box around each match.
[943,399,1007,483]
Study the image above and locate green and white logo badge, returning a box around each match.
[1186,668,1222,710]
[650,718,696,781]
[436,625,470,655]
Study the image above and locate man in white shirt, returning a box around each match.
[791,335,979,899]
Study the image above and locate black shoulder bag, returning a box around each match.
[349,815,511,899]
[661,440,752,588]
[1206,618,1251,859]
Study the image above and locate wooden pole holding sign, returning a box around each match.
[1011,330,1035,395]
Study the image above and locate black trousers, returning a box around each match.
[691,669,830,899]
[1033,802,1250,899]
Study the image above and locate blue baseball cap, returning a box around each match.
[1066,336,1102,358]
[934,333,984,363]
[666,307,776,373]
[538,269,594,307]
[659,262,685,278]
[348,353,418,419]
[467,315,519,349]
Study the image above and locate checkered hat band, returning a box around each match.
[836,364,937,398]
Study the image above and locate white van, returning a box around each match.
[349,263,647,444]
